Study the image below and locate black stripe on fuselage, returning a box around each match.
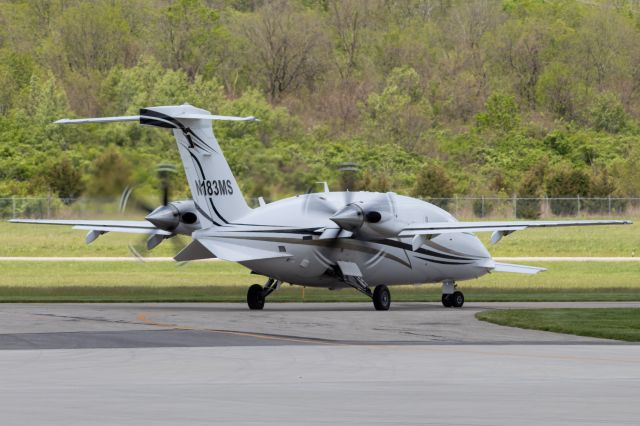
[414,255,473,265]
[374,238,475,261]
[209,230,477,266]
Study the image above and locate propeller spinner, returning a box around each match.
[119,164,196,260]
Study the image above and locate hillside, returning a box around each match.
[1,0,640,208]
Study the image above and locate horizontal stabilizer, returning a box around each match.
[493,262,546,274]
[54,113,258,125]
[195,238,292,262]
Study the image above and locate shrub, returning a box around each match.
[413,164,454,209]
[545,166,589,215]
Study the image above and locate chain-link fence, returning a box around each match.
[0,197,125,220]
[423,196,640,219]
[2,196,640,220]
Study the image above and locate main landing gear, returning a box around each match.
[247,278,281,310]
[441,280,464,308]
[342,274,391,311]
[373,285,391,311]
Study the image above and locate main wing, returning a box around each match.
[9,219,171,243]
[399,219,632,249]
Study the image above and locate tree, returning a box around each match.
[327,0,370,80]
[47,1,138,73]
[516,161,546,219]
[154,0,224,79]
[545,165,590,215]
[536,62,583,120]
[486,18,549,109]
[363,66,432,150]
[46,158,85,204]
[476,92,520,133]
[589,92,627,133]
[86,146,132,197]
[236,0,330,100]
[413,163,454,209]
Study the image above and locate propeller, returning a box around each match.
[119,164,189,261]
[329,192,400,238]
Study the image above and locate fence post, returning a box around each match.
[481,196,485,217]
[608,195,611,216]
[12,196,15,219]
[513,195,517,218]
[577,195,581,216]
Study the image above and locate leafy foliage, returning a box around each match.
[0,0,640,207]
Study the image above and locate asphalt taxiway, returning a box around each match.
[1,302,639,425]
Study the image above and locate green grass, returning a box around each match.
[1,221,639,257]
[1,220,639,303]
[0,260,638,302]
[477,220,640,257]
[476,308,640,342]
[0,222,179,257]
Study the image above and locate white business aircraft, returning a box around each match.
[11,104,631,310]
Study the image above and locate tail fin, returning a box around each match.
[140,105,252,227]
[55,104,256,228]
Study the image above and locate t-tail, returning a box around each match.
[55,104,256,228]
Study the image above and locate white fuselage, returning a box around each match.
[195,192,493,288]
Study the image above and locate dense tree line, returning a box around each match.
[1,0,640,216]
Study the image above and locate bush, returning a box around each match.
[476,92,520,133]
[473,197,494,218]
[413,164,454,209]
[46,158,85,204]
[516,162,546,219]
[589,92,627,134]
[545,166,589,215]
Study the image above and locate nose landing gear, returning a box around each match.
[441,280,464,308]
[247,278,281,310]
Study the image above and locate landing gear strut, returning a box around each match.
[247,278,281,310]
[342,274,391,311]
[441,281,464,308]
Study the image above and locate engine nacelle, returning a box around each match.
[330,202,403,239]
[145,199,201,235]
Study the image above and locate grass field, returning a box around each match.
[1,220,639,303]
[476,308,640,342]
[1,221,639,257]
[0,260,638,302]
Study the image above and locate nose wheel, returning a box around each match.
[247,278,281,310]
[441,281,464,308]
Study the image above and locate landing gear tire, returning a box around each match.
[441,294,452,308]
[373,285,391,311]
[247,284,265,310]
[451,291,464,308]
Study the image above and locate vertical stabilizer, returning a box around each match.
[140,105,252,227]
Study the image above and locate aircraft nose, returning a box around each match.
[469,235,491,259]
[330,204,364,231]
